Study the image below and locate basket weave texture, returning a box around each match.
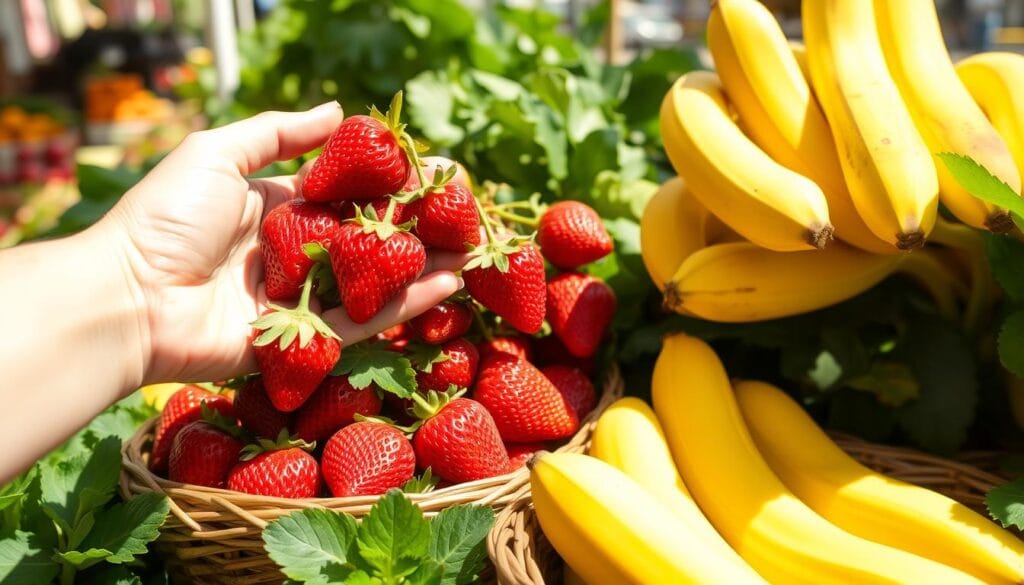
[487,432,1020,585]
[119,365,625,585]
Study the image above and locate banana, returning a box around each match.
[875,0,1021,233]
[590,398,765,581]
[957,52,1024,192]
[663,241,901,322]
[529,452,765,585]
[562,568,585,585]
[660,71,833,251]
[736,379,1024,584]
[139,383,185,411]
[639,178,712,292]
[707,0,894,255]
[788,40,809,80]
[652,334,984,584]
[803,0,939,249]
[893,248,964,321]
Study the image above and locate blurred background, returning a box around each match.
[0,0,1021,248]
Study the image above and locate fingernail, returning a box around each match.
[456,277,465,290]
[310,100,342,114]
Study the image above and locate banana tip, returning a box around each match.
[525,451,550,471]
[807,224,835,250]
[896,230,926,250]
[662,284,683,312]
[985,211,1015,234]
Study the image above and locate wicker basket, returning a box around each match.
[119,365,624,585]
[487,432,1020,585]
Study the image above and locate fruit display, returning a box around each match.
[0,103,76,187]
[145,92,614,500]
[646,0,1024,324]
[527,334,1024,584]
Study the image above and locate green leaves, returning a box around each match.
[986,478,1024,530]
[332,340,418,398]
[998,310,1024,379]
[0,531,60,584]
[262,491,494,585]
[59,493,170,568]
[39,436,121,535]
[938,152,1024,229]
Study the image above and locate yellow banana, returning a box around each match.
[529,452,765,585]
[788,40,809,80]
[660,71,833,251]
[652,334,984,584]
[590,398,765,581]
[736,379,1024,584]
[957,52,1024,192]
[663,241,901,322]
[562,568,585,585]
[707,0,894,255]
[139,383,185,411]
[875,0,1020,233]
[803,0,938,249]
[639,178,712,292]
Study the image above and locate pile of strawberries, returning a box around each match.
[147,93,617,499]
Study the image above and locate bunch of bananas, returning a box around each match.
[644,0,1024,324]
[529,334,1024,584]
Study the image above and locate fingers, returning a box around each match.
[322,271,463,345]
[249,175,302,217]
[187,102,344,176]
[425,249,471,273]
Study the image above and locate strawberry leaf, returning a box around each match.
[0,531,59,584]
[429,505,495,585]
[937,152,1024,229]
[61,492,169,566]
[356,489,431,583]
[986,477,1024,530]
[998,310,1024,379]
[331,340,418,398]
[262,508,358,584]
[401,469,438,494]
[406,343,450,373]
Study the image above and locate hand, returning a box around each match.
[103,103,466,385]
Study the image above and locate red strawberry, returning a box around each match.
[150,385,234,473]
[407,181,481,252]
[477,336,533,363]
[301,95,411,202]
[532,335,596,375]
[376,322,413,352]
[411,393,510,483]
[329,215,426,324]
[252,267,342,412]
[260,201,342,301]
[227,434,320,499]
[234,379,291,439]
[537,201,613,269]
[168,421,243,488]
[542,365,597,420]
[321,422,416,497]
[293,376,382,443]
[505,442,545,471]
[473,354,579,442]
[546,272,616,358]
[463,239,546,334]
[409,302,473,344]
[412,338,479,392]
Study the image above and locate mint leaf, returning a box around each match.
[40,436,121,534]
[356,489,431,582]
[984,233,1024,303]
[70,493,169,565]
[429,505,495,585]
[263,508,358,584]
[986,478,1024,530]
[937,152,1024,229]
[0,531,59,583]
[999,310,1024,379]
[331,340,417,398]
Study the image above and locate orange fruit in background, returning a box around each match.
[0,106,28,131]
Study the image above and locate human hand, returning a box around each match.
[102,103,467,386]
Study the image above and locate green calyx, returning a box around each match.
[239,429,315,461]
[348,203,413,241]
[370,91,407,140]
[406,342,451,374]
[391,163,457,205]
[251,265,340,351]
[463,234,531,274]
[354,413,422,435]
[410,387,465,421]
[199,402,246,441]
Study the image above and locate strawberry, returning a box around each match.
[227,433,320,499]
[537,201,613,269]
[407,180,481,252]
[463,239,546,334]
[409,302,472,344]
[411,338,479,392]
[376,322,413,352]
[252,266,341,412]
[411,392,510,483]
[293,376,382,442]
[168,420,243,488]
[473,354,579,442]
[532,334,596,375]
[301,94,411,202]
[260,200,342,301]
[545,272,616,358]
[505,442,545,471]
[233,379,291,439]
[329,210,426,324]
[542,365,597,420]
[149,385,234,473]
[477,336,533,363]
[321,421,416,497]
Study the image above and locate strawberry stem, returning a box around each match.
[296,263,319,314]
[382,196,398,225]
[472,194,500,245]
[470,303,493,341]
[488,207,539,228]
